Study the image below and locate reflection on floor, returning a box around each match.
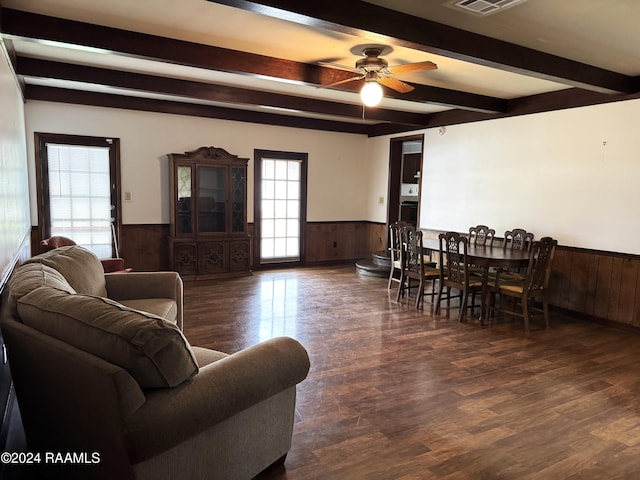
[182,265,640,479]
[5,265,640,479]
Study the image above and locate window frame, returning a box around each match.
[254,149,308,268]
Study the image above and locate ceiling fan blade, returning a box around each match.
[387,60,438,75]
[378,76,414,93]
[319,74,365,89]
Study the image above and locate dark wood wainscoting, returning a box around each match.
[120,224,170,271]
[0,235,31,466]
[549,247,640,328]
[422,228,640,330]
[118,222,387,271]
[305,221,386,265]
[35,223,640,330]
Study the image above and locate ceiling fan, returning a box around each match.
[320,45,438,106]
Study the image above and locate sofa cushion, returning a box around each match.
[118,298,178,324]
[5,263,75,319]
[24,245,107,297]
[17,286,199,388]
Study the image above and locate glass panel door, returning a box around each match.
[176,165,193,234]
[198,166,226,233]
[259,157,302,263]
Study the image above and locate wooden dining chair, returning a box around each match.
[468,225,496,247]
[503,228,534,251]
[467,225,495,308]
[396,227,439,309]
[500,229,535,278]
[387,221,410,290]
[434,232,483,322]
[487,236,557,333]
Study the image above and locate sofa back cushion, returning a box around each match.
[24,245,107,297]
[3,263,75,321]
[17,286,199,389]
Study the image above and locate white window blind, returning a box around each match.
[47,144,113,258]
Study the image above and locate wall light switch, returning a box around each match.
[124,191,133,201]
[379,196,384,205]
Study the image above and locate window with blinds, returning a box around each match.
[46,143,113,258]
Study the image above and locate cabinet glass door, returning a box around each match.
[176,165,193,234]
[198,166,226,233]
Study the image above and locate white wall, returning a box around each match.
[419,99,640,254]
[24,102,369,225]
[0,44,30,283]
[24,97,640,255]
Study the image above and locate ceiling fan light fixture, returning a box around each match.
[361,79,383,107]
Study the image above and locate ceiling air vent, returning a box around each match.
[446,0,526,16]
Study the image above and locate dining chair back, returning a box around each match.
[503,228,534,251]
[387,222,410,290]
[396,226,439,309]
[467,226,496,306]
[526,236,556,295]
[488,236,557,333]
[435,232,483,321]
[468,225,495,247]
[501,228,535,275]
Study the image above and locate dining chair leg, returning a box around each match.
[487,290,498,325]
[435,283,443,314]
[522,297,530,334]
[543,297,550,328]
[396,274,405,302]
[415,278,424,309]
[459,289,468,322]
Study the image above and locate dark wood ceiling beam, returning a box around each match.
[16,57,433,125]
[23,85,377,135]
[209,0,634,95]
[0,9,343,85]
[23,80,640,140]
[413,88,639,132]
[1,8,503,113]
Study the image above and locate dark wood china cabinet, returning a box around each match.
[168,146,251,279]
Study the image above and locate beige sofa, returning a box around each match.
[0,246,310,480]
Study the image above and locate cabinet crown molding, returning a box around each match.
[175,146,247,164]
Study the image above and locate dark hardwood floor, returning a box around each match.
[182,265,640,480]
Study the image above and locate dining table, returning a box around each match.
[422,237,531,324]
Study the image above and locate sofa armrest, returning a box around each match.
[105,272,183,329]
[124,336,310,463]
[100,258,127,273]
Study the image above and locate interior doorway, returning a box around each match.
[387,134,424,232]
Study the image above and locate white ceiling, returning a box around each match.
[2,0,639,133]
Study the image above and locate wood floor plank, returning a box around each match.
[181,265,640,479]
